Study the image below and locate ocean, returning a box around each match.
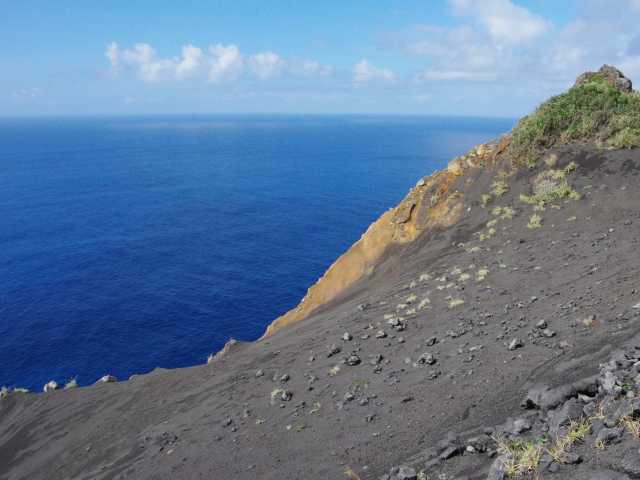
[0,115,514,390]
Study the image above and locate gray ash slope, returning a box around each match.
[3,66,640,480]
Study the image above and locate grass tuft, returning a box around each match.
[491,179,509,197]
[527,214,542,229]
[548,418,591,463]
[495,436,544,477]
[448,298,465,309]
[620,415,640,439]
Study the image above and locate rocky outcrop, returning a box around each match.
[574,64,633,93]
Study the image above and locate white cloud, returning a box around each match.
[417,69,496,81]
[12,87,42,100]
[249,51,285,79]
[208,44,244,83]
[116,43,173,82]
[300,60,333,77]
[449,0,549,44]
[353,59,395,83]
[105,42,203,82]
[105,41,119,71]
[176,44,203,79]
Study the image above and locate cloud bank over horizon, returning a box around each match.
[5,0,640,116]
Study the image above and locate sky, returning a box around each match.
[3,0,640,117]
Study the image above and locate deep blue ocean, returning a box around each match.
[0,115,513,390]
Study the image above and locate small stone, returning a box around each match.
[536,319,548,329]
[426,336,438,346]
[346,354,361,366]
[97,375,117,384]
[344,392,355,402]
[508,338,523,351]
[370,354,383,365]
[376,330,387,339]
[342,332,353,341]
[64,378,79,390]
[596,427,624,446]
[542,329,556,338]
[417,353,436,365]
[280,390,293,402]
[279,374,290,383]
[327,344,341,357]
[564,452,582,464]
[255,369,265,377]
[512,418,532,434]
[396,466,417,480]
[43,380,59,393]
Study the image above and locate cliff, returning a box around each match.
[263,138,505,337]
[265,64,640,338]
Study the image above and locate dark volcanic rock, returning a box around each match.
[574,64,633,93]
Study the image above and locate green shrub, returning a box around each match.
[509,76,640,163]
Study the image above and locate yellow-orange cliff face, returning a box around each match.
[262,136,510,338]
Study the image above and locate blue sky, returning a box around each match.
[3,0,640,116]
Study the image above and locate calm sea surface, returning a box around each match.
[0,115,514,389]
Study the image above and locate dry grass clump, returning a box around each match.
[491,179,509,197]
[492,205,516,220]
[527,214,542,229]
[619,415,640,439]
[448,298,465,309]
[344,467,362,480]
[547,418,591,463]
[520,165,581,209]
[478,227,497,241]
[458,272,471,282]
[495,437,544,477]
[476,267,489,282]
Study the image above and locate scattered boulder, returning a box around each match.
[43,381,59,393]
[346,354,361,366]
[508,338,523,351]
[395,466,417,480]
[327,344,341,357]
[574,65,633,93]
[64,378,79,390]
[96,375,117,384]
[595,426,624,446]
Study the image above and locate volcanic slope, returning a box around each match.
[2,65,640,480]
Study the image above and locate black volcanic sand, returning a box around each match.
[2,146,640,480]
